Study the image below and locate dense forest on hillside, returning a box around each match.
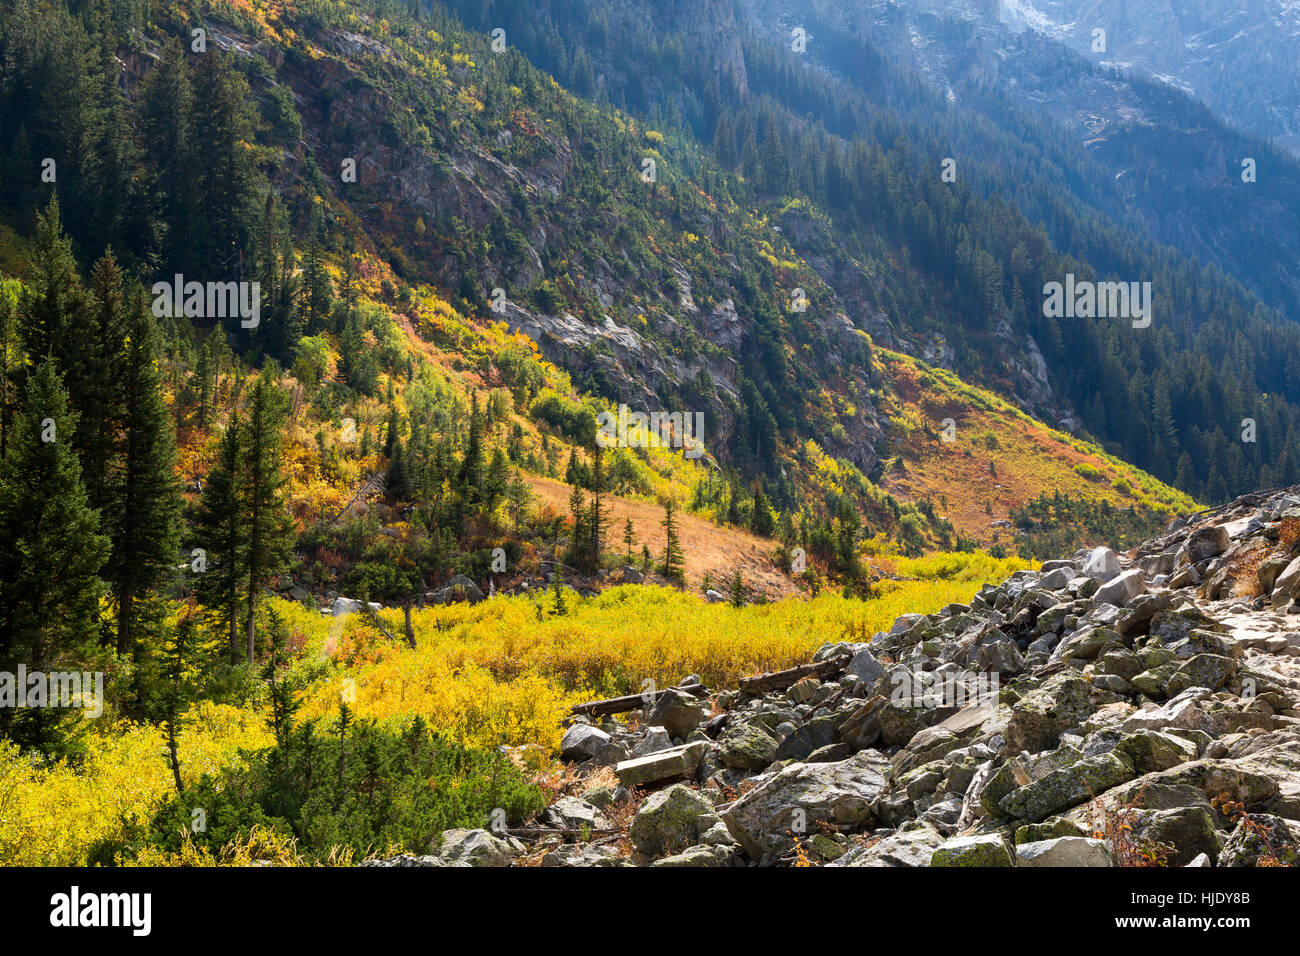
[443,0,1300,503]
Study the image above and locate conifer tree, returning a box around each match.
[588,444,608,564]
[0,363,107,749]
[136,39,193,257]
[0,287,17,457]
[18,198,89,379]
[77,250,129,517]
[729,569,746,607]
[567,480,590,570]
[108,294,183,655]
[242,376,294,662]
[505,470,532,532]
[457,392,483,500]
[301,199,333,333]
[661,499,684,583]
[194,421,245,660]
[623,517,636,563]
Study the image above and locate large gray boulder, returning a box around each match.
[721,751,892,861]
[1218,814,1298,867]
[1184,525,1230,562]
[616,741,710,787]
[718,721,779,771]
[432,828,519,867]
[831,822,945,867]
[648,688,707,740]
[847,646,886,686]
[1271,556,1300,608]
[930,833,1014,867]
[1093,569,1146,608]
[629,784,719,857]
[1016,836,1115,867]
[560,723,611,762]
[1083,547,1121,582]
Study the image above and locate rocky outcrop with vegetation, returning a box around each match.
[399,488,1300,866]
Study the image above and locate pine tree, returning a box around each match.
[194,421,245,660]
[0,363,107,750]
[0,288,17,457]
[77,250,129,517]
[18,198,90,377]
[136,39,193,259]
[301,199,333,334]
[729,569,746,607]
[505,469,532,532]
[108,294,183,656]
[623,517,637,563]
[189,49,261,276]
[661,499,685,583]
[457,392,483,500]
[588,445,608,564]
[749,483,775,537]
[242,376,295,663]
[484,446,510,517]
[567,480,590,570]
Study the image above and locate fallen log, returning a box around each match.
[738,654,851,695]
[501,827,622,838]
[569,682,710,717]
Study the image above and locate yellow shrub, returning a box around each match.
[0,703,271,866]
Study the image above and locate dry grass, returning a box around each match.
[875,350,1194,543]
[527,475,796,598]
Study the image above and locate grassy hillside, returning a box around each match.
[873,348,1197,546]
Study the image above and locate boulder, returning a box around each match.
[1083,547,1121,582]
[832,822,946,867]
[544,796,610,831]
[650,844,733,867]
[615,741,710,787]
[1217,814,1297,867]
[930,833,1014,867]
[427,574,484,605]
[1016,836,1115,867]
[1004,675,1095,754]
[1093,569,1146,608]
[1185,525,1230,562]
[847,646,886,686]
[560,723,611,762]
[630,726,673,757]
[721,751,892,861]
[1129,806,1221,867]
[432,828,518,867]
[629,784,719,857]
[1000,752,1136,821]
[648,688,707,740]
[1271,557,1300,608]
[718,721,779,771]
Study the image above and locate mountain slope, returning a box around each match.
[435,0,1300,503]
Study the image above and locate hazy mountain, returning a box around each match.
[998,0,1300,154]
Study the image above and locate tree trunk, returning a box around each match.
[403,601,416,649]
[246,598,257,665]
[229,603,240,664]
[166,713,184,794]
[116,589,134,656]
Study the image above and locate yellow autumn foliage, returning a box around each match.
[0,703,272,867]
